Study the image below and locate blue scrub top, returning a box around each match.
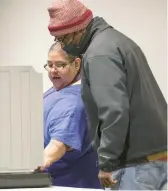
[43,84,101,189]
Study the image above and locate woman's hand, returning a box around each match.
[39,157,53,171]
[39,139,69,171]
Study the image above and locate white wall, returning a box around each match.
[0,0,167,99]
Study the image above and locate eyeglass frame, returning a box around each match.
[44,56,78,72]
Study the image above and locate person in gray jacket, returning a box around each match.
[47,0,167,190]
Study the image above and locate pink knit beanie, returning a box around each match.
[48,0,93,37]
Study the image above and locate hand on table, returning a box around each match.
[34,157,52,172]
[40,157,52,171]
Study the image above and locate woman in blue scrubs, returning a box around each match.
[41,42,101,189]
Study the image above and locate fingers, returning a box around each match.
[34,163,49,172]
[99,177,117,188]
[39,166,45,171]
[110,177,117,184]
[34,166,43,173]
[101,178,112,187]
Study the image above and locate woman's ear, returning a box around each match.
[74,57,81,71]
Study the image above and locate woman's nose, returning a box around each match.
[50,67,58,75]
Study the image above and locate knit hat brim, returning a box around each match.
[48,9,93,37]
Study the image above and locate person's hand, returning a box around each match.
[39,157,52,171]
[98,170,117,188]
[34,166,41,173]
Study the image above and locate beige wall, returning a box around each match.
[0,0,167,99]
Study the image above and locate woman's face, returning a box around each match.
[47,50,80,90]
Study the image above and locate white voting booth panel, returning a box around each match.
[0,66,43,172]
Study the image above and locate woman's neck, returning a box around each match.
[72,79,81,85]
[71,73,81,85]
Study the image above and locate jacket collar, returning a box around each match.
[79,17,112,55]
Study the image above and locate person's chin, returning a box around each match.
[53,83,63,91]
[53,85,61,91]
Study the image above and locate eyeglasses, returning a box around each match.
[55,38,65,47]
[44,61,70,71]
[44,56,77,71]
[54,36,66,46]
[54,33,75,47]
